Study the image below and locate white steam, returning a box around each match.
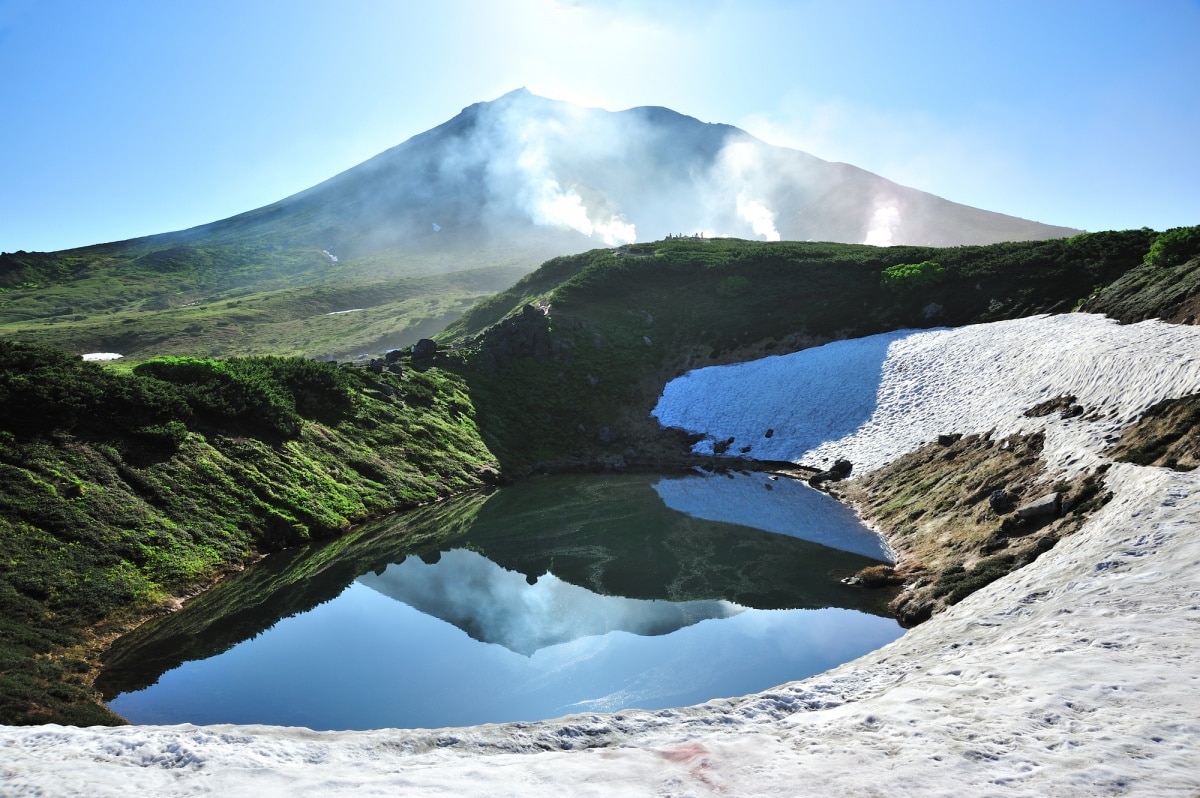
[863,203,901,246]
[473,107,638,246]
[709,140,783,241]
[529,176,637,246]
[736,193,781,241]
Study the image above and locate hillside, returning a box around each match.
[1,89,1078,363]
[0,343,498,724]
[436,230,1158,468]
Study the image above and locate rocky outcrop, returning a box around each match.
[808,458,853,489]
[1109,392,1200,471]
[411,338,438,359]
[466,304,578,371]
[1016,491,1062,521]
[842,432,1112,627]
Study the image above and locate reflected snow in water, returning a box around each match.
[106,473,903,730]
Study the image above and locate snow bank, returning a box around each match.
[81,352,123,361]
[5,313,1200,796]
[654,314,1200,477]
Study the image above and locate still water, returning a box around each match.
[102,471,903,730]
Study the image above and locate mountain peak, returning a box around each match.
[85,91,1081,266]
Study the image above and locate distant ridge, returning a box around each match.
[20,88,1076,268]
[254,86,1077,250]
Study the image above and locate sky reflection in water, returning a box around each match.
[108,474,903,730]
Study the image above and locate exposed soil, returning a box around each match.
[1109,393,1200,471]
[837,431,1111,626]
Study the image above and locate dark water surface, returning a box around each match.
[102,472,902,730]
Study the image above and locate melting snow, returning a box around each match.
[324,309,364,316]
[81,352,123,361]
[5,313,1200,796]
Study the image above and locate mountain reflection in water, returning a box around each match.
[357,548,744,656]
[100,473,903,729]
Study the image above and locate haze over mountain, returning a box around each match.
[206,87,1077,261]
[9,89,1077,276]
[0,89,1080,362]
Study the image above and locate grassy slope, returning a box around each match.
[0,264,528,362]
[437,231,1158,468]
[0,235,543,363]
[0,344,497,725]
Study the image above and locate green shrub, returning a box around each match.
[135,357,298,436]
[1144,225,1200,269]
[132,356,354,437]
[880,260,946,293]
[133,421,189,450]
[716,275,751,298]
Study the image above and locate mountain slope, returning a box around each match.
[244,87,1078,252]
[2,89,1077,361]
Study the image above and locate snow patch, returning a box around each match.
[81,352,123,361]
[654,314,1200,478]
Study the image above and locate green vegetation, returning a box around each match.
[879,260,945,293]
[438,230,1158,469]
[1143,225,1200,269]
[0,342,497,724]
[0,261,529,363]
[1084,232,1200,324]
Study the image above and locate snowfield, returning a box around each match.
[5,313,1200,796]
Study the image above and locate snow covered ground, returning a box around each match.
[5,313,1200,796]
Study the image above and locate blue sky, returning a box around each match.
[1,0,1197,253]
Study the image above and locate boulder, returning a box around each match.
[713,437,735,455]
[988,488,1014,514]
[808,470,842,488]
[411,338,438,359]
[1017,491,1062,521]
